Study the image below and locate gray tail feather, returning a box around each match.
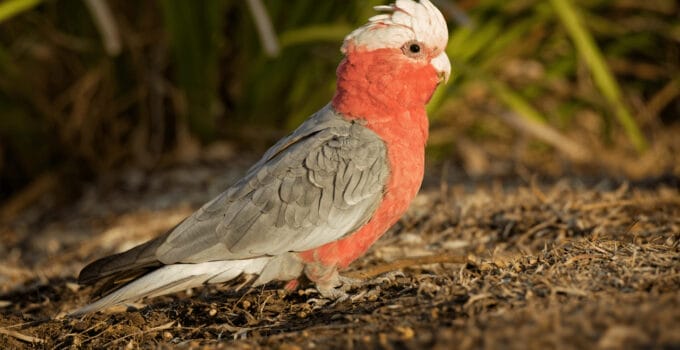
[78,229,173,285]
[69,258,270,316]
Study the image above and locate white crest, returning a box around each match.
[343,0,448,54]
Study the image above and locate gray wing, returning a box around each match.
[154,104,388,263]
[78,104,389,286]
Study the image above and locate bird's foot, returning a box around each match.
[304,264,406,306]
[303,264,363,305]
[313,272,404,306]
[315,275,362,305]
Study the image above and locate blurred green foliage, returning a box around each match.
[0,0,42,23]
[160,0,225,141]
[0,0,678,200]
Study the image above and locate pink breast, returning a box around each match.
[299,109,428,268]
[298,47,435,268]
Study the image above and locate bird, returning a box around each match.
[71,0,450,316]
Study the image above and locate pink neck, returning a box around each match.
[331,48,439,142]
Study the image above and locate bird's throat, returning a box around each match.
[332,48,439,122]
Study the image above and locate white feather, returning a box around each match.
[69,258,270,316]
[343,0,448,54]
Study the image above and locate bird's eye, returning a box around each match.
[402,40,425,58]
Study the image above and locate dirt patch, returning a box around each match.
[0,162,678,349]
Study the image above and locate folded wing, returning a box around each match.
[78,104,389,288]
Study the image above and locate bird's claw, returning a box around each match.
[305,264,407,306]
[312,271,405,304]
[311,274,362,305]
[306,298,330,307]
[337,275,363,291]
[305,287,347,308]
[316,283,350,302]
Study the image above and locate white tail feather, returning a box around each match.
[69,258,270,316]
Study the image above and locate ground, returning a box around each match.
[0,156,678,349]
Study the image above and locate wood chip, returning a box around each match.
[0,327,45,344]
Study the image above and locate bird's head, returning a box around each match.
[343,0,450,83]
[332,0,451,120]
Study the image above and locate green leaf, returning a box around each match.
[0,0,41,24]
[550,0,647,152]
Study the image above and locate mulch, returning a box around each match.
[0,161,678,349]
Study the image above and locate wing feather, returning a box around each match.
[79,104,389,285]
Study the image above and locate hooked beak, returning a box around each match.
[431,51,451,84]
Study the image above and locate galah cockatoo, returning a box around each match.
[72,0,450,315]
